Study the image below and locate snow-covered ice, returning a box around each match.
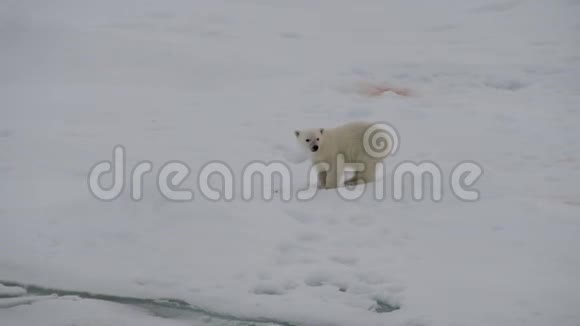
[0,284,26,298]
[1,0,580,325]
[0,295,56,309]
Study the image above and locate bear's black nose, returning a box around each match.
[311,145,319,152]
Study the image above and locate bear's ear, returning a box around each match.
[320,128,324,134]
[294,130,300,137]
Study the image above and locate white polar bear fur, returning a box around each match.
[294,121,389,189]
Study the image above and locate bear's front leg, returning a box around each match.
[344,171,363,186]
[360,163,377,184]
[317,171,327,189]
[324,166,339,189]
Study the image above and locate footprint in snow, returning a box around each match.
[252,282,285,295]
[304,271,332,287]
[252,280,297,296]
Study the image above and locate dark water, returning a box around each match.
[1,280,399,325]
[1,281,292,326]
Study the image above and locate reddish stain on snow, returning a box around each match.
[354,82,413,97]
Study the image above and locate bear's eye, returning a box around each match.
[305,139,310,142]
[316,138,319,141]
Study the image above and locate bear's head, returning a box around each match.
[294,128,324,153]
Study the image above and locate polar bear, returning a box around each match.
[294,121,393,189]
